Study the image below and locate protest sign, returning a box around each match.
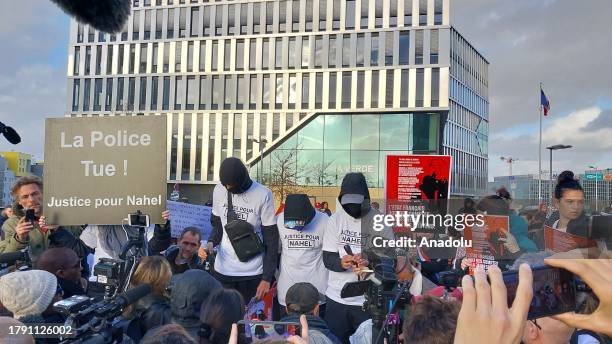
[464,215,509,272]
[43,116,167,225]
[166,200,213,240]
[544,226,597,253]
[384,155,452,234]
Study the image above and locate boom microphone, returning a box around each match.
[116,283,152,308]
[0,251,28,265]
[49,0,132,33]
[0,122,21,144]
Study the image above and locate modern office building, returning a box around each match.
[0,156,16,206]
[65,0,489,203]
[489,169,612,210]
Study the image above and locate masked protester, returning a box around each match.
[277,194,329,318]
[206,158,279,302]
[322,173,393,343]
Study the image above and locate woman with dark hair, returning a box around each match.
[199,289,245,344]
[534,171,589,249]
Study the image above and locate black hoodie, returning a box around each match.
[337,173,371,220]
[169,270,222,340]
[218,157,253,194]
[284,194,316,225]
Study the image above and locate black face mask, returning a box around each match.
[343,204,363,219]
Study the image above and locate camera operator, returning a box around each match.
[277,194,329,317]
[0,270,65,334]
[122,256,172,342]
[206,157,278,302]
[322,173,393,343]
[36,247,87,298]
[0,176,92,266]
[80,210,169,272]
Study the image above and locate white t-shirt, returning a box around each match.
[322,200,369,306]
[212,181,276,277]
[277,211,329,306]
[80,224,154,279]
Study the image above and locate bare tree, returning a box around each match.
[266,148,304,203]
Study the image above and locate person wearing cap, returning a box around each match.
[0,270,65,326]
[277,194,329,318]
[206,157,279,303]
[280,282,341,344]
[322,173,394,343]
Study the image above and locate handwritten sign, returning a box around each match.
[167,201,213,240]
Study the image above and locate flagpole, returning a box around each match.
[538,83,543,204]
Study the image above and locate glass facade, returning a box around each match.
[251,112,440,188]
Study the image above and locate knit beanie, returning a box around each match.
[0,270,57,319]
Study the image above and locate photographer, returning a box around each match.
[36,247,87,298]
[80,210,170,271]
[206,157,278,302]
[123,256,172,342]
[322,173,392,343]
[0,176,92,265]
[277,194,329,317]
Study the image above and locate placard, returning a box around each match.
[464,215,509,272]
[167,200,213,240]
[544,226,597,252]
[43,116,167,225]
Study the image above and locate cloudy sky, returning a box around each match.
[0,0,610,180]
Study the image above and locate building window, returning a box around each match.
[71,80,80,111]
[105,79,113,111]
[82,79,91,111]
[371,70,379,107]
[342,71,351,107]
[351,114,379,150]
[329,35,337,67]
[404,0,413,26]
[431,68,440,107]
[385,71,394,107]
[342,34,351,67]
[127,77,136,111]
[236,39,245,70]
[431,29,439,64]
[84,46,91,75]
[174,76,185,110]
[200,76,210,109]
[416,69,424,106]
[314,36,323,68]
[325,114,351,150]
[385,31,394,66]
[434,0,443,25]
[289,37,297,68]
[400,70,409,107]
[73,47,80,76]
[162,76,170,110]
[237,75,247,109]
[415,30,423,64]
[211,41,218,71]
[302,74,310,108]
[371,33,379,65]
[211,76,221,109]
[346,0,355,29]
[356,71,365,107]
[150,76,158,110]
[249,75,257,109]
[139,77,147,110]
[419,0,427,26]
[301,37,310,68]
[329,72,337,108]
[92,78,102,111]
[224,40,231,71]
[275,38,283,69]
[262,74,270,109]
[116,77,125,110]
[262,39,270,70]
[186,76,197,110]
[356,34,365,67]
[319,0,327,30]
[224,75,234,108]
[315,73,323,109]
[275,74,283,107]
[95,46,102,75]
[399,31,410,64]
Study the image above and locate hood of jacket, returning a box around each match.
[337,173,371,219]
[219,157,253,194]
[170,270,222,325]
[284,194,316,225]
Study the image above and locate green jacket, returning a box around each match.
[0,216,90,262]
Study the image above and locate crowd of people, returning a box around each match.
[0,158,610,344]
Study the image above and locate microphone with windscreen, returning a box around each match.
[0,122,21,144]
[49,0,132,33]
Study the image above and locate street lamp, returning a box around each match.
[589,165,599,211]
[546,144,572,201]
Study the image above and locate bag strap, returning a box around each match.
[227,191,238,221]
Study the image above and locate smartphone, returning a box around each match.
[237,321,301,343]
[128,212,150,227]
[25,209,37,223]
[503,266,576,320]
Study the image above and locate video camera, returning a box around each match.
[340,249,411,344]
[0,249,31,276]
[54,284,152,343]
[92,211,150,299]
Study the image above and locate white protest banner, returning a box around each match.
[44,116,167,225]
[167,201,213,240]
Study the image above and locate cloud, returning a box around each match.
[487,106,611,180]
[0,1,69,160]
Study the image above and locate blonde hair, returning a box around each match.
[131,256,172,296]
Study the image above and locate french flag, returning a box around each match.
[541,89,551,116]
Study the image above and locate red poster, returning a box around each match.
[464,215,509,273]
[385,155,452,233]
[544,226,596,253]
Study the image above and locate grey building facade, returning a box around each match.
[65,0,488,201]
[0,157,15,207]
